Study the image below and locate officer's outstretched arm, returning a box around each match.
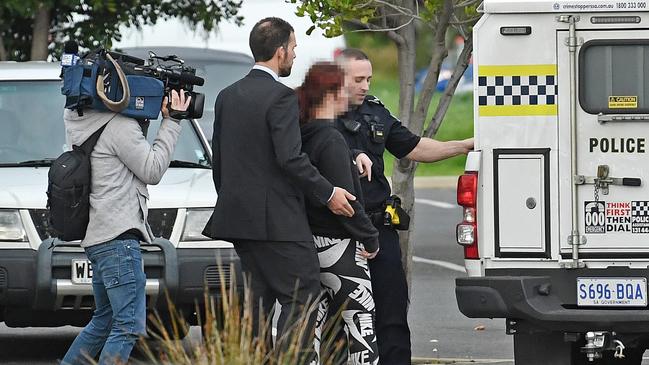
[406,137,474,163]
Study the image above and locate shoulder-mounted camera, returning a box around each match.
[61,43,205,120]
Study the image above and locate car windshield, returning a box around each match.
[145,117,211,168]
[0,81,67,164]
[0,79,210,167]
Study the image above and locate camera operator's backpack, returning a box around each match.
[47,117,114,241]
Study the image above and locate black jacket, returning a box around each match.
[336,95,420,211]
[203,69,334,242]
[300,119,379,252]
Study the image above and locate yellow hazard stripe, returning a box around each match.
[478,64,557,76]
[479,105,558,116]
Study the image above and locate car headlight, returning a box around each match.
[0,210,27,241]
[181,208,212,241]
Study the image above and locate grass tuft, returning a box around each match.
[139,264,347,365]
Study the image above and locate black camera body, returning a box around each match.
[116,51,205,119]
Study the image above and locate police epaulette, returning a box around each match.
[367,95,384,106]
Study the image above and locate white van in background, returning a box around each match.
[113,0,346,88]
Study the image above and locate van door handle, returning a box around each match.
[622,178,642,187]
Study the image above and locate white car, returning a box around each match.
[0,59,244,337]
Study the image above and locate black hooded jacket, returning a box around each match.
[300,119,379,252]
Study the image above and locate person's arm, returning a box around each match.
[316,133,379,253]
[111,117,180,185]
[267,89,355,215]
[406,137,474,163]
[111,90,189,185]
[381,107,473,163]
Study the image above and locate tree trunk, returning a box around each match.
[390,0,418,294]
[0,7,7,61]
[30,4,50,61]
[0,36,7,61]
[411,0,453,133]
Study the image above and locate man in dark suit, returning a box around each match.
[202,17,356,357]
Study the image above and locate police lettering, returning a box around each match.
[589,138,646,153]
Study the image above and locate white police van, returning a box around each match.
[0,57,248,337]
[455,1,649,363]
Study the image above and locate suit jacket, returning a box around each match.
[203,69,334,242]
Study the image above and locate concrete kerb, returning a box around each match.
[412,358,513,364]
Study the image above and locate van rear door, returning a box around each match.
[558,27,649,256]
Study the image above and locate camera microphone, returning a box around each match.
[155,67,204,87]
[61,41,80,67]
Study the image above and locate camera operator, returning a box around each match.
[61,89,191,365]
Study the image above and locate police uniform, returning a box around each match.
[335,95,420,364]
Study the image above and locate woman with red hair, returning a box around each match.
[297,62,379,364]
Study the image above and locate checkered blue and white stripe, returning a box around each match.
[477,75,558,106]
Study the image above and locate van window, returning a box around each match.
[579,40,649,114]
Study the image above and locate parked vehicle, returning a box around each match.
[0,59,241,337]
[455,1,649,363]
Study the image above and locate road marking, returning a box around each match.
[415,198,456,209]
[413,256,466,273]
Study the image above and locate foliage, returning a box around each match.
[140,264,345,365]
[0,0,243,61]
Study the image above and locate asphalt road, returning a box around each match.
[409,188,513,364]
[0,188,523,364]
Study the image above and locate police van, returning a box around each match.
[455,1,649,363]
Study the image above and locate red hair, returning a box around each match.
[296,62,345,126]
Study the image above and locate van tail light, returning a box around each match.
[456,172,479,260]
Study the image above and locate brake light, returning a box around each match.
[456,172,479,259]
[457,173,477,207]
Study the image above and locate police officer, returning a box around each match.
[335,48,474,364]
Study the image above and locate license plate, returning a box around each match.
[577,277,647,306]
[71,259,92,285]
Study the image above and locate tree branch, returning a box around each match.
[372,0,427,21]
[449,15,482,26]
[454,0,482,8]
[410,0,453,133]
[424,34,473,139]
[347,18,407,45]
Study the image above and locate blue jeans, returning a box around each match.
[61,238,147,365]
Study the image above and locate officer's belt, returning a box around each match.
[367,210,386,227]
